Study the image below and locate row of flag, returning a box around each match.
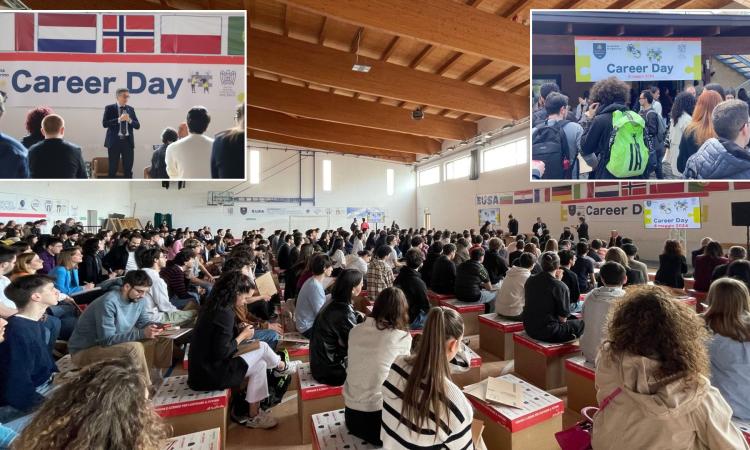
[496,181,745,206]
[0,12,244,55]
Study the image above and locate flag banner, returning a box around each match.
[161,15,222,55]
[103,14,155,53]
[594,182,619,198]
[572,184,587,200]
[0,57,243,109]
[227,16,243,56]
[533,189,542,203]
[734,182,750,190]
[620,181,647,197]
[649,182,684,194]
[514,190,534,204]
[37,13,97,53]
[687,182,730,192]
[551,185,572,202]
[544,187,551,202]
[499,193,514,205]
[0,13,34,52]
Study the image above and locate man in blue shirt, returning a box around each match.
[0,93,30,179]
[68,270,161,385]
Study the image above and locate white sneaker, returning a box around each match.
[245,409,278,429]
[274,359,301,377]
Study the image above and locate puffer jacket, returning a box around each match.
[684,137,750,179]
[309,300,362,386]
[591,343,749,450]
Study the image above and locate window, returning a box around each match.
[482,138,528,173]
[322,159,332,191]
[386,168,394,196]
[418,166,440,186]
[444,155,471,181]
[249,150,260,184]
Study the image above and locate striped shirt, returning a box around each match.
[381,355,474,449]
[367,258,394,299]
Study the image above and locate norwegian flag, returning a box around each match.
[621,181,647,197]
[102,15,155,53]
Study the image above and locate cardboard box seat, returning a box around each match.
[311,409,379,450]
[439,298,484,335]
[297,362,345,444]
[479,313,524,360]
[564,356,597,414]
[513,332,581,390]
[161,427,221,450]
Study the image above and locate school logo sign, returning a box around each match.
[593,42,607,59]
[240,207,247,215]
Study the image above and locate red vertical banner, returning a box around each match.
[15,13,34,51]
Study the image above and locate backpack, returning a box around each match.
[532,120,571,179]
[605,110,650,178]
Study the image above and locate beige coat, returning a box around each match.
[592,343,748,450]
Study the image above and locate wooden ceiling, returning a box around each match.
[20,0,744,163]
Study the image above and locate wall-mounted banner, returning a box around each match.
[561,201,644,223]
[644,197,701,229]
[475,193,513,206]
[574,36,701,82]
[478,208,501,225]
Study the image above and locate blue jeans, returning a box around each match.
[410,310,427,330]
[41,316,60,354]
[170,294,198,309]
[47,303,78,341]
[253,329,280,350]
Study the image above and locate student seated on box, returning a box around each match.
[655,239,688,289]
[419,242,443,288]
[603,247,645,287]
[0,276,59,430]
[430,243,456,295]
[703,278,750,420]
[580,262,626,363]
[159,251,199,308]
[622,243,648,285]
[523,251,585,343]
[367,245,395,300]
[711,245,747,284]
[137,247,196,328]
[694,241,728,292]
[558,249,582,313]
[381,307,473,449]
[591,286,748,449]
[344,287,412,446]
[188,271,300,429]
[483,237,508,287]
[295,253,333,340]
[495,252,536,321]
[572,242,596,294]
[67,270,161,386]
[12,358,169,450]
[310,269,365,386]
[394,248,430,330]
[454,247,496,313]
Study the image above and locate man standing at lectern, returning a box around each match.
[103,88,140,178]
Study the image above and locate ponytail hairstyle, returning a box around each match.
[401,307,464,434]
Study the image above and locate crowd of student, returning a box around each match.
[0,215,748,448]
[532,77,750,180]
[0,90,245,179]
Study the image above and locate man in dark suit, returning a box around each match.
[27,114,87,179]
[102,88,140,178]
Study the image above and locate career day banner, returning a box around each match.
[575,37,701,82]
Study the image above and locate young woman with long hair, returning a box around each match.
[9,252,44,281]
[187,270,300,429]
[328,237,347,277]
[703,278,750,420]
[591,286,748,449]
[381,307,474,448]
[344,287,412,445]
[50,247,94,296]
[654,239,688,288]
[694,241,728,292]
[11,358,168,450]
[210,106,244,179]
[678,90,723,173]
[309,269,364,385]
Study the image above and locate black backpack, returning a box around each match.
[532,120,571,179]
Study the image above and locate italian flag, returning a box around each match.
[160,15,221,55]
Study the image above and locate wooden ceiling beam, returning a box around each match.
[248,77,477,140]
[460,59,492,82]
[435,52,463,76]
[248,29,529,119]
[483,66,520,88]
[409,44,436,69]
[283,4,291,37]
[380,36,401,62]
[275,0,529,68]
[247,106,441,155]
[318,16,329,45]
[248,130,417,163]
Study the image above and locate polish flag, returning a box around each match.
[0,13,34,51]
[160,15,222,55]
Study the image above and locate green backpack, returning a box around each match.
[605,110,649,178]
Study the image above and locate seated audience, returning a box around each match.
[591,286,748,449]
[604,247,644,286]
[137,248,196,327]
[622,243,648,283]
[149,127,178,179]
[78,238,110,285]
[496,252,535,320]
[294,253,332,339]
[67,270,159,386]
[508,241,524,266]
[558,249,581,312]
[102,233,142,275]
[580,262,626,363]
[310,269,364,386]
[20,106,53,150]
[348,250,370,279]
[692,237,712,269]
[430,243,456,295]
[572,242,596,293]
[381,307,473,448]
[455,247,496,313]
[694,241,728,292]
[711,245,747,283]
[166,106,214,179]
[654,239,688,289]
[483,237,508,286]
[27,114,87,179]
[0,276,58,426]
[703,278,750,420]
[344,287,412,446]
[50,247,94,296]
[159,251,198,308]
[188,271,299,429]
[727,260,750,290]
[0,317,19,449]
[11,358,169,450]
[37,238,62,275]
[329,238,347,277]
[366,246,395,299]
[211,104,245,179]
[523,251,585,343]
[9,252,44,281]
[394,248,430,329]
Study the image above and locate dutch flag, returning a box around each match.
[38,13,97,53]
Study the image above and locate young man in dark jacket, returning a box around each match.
[454,247,496,313]
[430,243,457,295]
[394,248,430,329]
[482,237,508,285]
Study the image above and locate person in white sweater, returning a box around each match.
[665,92,696,178]
[344,287,412,446]
[580,261,626,363]
[495,252,535,320]
[137,247,196,327]
[166,107,215,179]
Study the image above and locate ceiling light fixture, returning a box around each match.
[351,29,371,73]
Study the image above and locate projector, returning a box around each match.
[352,64,371,73]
